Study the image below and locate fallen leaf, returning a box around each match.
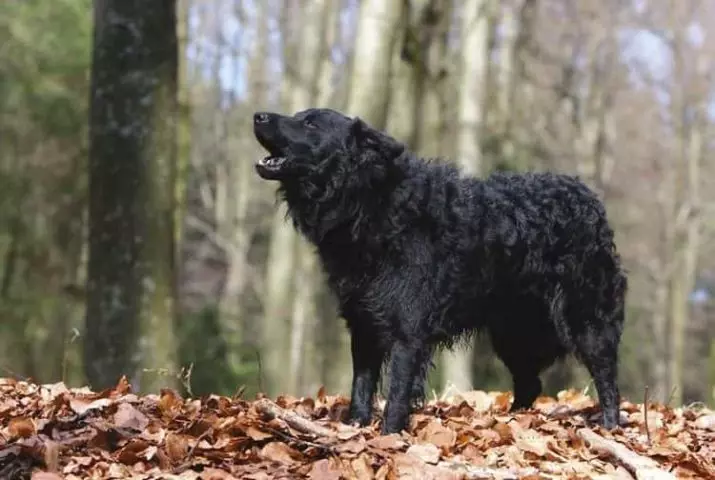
[113,376,132,396]
[694,414,715,431]
[513,428,550,457]
[492,392,512,412]
[407,443,440,464]
[316,386,327,403]
[8,417,36,438]
[336,428,362,441]
[392,452,427,478]
[453,391,494,412]
[259,441,298,464]
[113,402,149,431]
[308,458,341,480]
[164,432,189,463]
[367,434,407,451]
[199,468,241,480]
[69,397,113,415]
[336,437,367,455]
[31,473,64,480]
[158,389,184,417]
[350,454,375,480]
[492,421,513,442]
[246,425,273,441]
[116,439,151,465]
[417,419,456,449]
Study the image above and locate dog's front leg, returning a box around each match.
[382,340,425,434]
[348,327,385,427]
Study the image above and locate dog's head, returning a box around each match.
[253,107,405,182]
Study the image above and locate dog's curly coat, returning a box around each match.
[253,108,627,434]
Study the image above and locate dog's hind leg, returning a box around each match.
[489,304,561,412]
[572,308,623,429]
[509,370,543,411]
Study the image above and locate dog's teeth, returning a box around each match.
[259,156,285,167]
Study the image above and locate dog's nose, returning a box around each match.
[254,112,271,124]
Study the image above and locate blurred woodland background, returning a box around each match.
[1,0,715,410]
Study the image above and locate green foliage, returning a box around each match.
[0,0,91,384]
[176,307,259,397]
[0,0,92,138]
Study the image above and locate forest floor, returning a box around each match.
[0,377,713,479]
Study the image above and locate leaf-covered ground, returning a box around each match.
[0,377,714,479]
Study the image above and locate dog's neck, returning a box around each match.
[278,152,411,248]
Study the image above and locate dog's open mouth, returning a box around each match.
[255,153,290,179]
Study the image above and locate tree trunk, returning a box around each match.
[668,110,702,407]
[85,0,179,390]
[288,0,334,396]
[442,0,490,392]
[345,0,404,126]
[312,0,353,397]
[261,0,335,397]
[138,0,180,393]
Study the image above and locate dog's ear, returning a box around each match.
[348,117,405,158]
[348,117,372,144]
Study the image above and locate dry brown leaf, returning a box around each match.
[336,437,367,455]
[113,401,149,431]
[8,416,36,438]
[308,458,342,480]
[199,467,241,480]
[113,376,132,396]
[492,421,513,442]
[69,397,113,415]
[453,391,494,412]
[0,376,712,480]
[337,428,362,441]
[164,432,190,463]
[350,454,375,480]
[316,386,327,403]
[406,443,440,464]
[367,433,407,451]
[259,441,299,464]
[140,420,167,443]
[392,452,427,478]
[115,438,151,465]
[246,425,273,441]
[31,473,64,480]
[557,389,595,410]
[492,392,512,412]
[158,388,184,417]
[693,414,715,431]
[417,419,456,449]
[513,428,550,457]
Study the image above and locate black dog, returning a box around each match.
[253,108,627,434]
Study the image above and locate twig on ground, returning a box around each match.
[266,426,335,453]
[233,384,246,400]
[254,398,338,438]
[255,350,264,396]
[644,385,651,444]
[186,427,213,462]
[171,427,214,474]
[577,428,676,480]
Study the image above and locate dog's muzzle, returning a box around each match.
[254,111,289,179]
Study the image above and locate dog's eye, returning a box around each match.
[303,119,318,129]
